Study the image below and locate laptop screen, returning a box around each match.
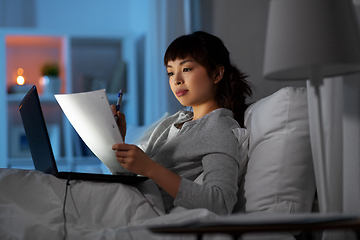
[19,85,59,175]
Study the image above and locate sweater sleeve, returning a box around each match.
[173,152,239,215]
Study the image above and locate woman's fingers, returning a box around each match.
[112,143,130,151]
[110,104,117,115]
[112,143,134,158]
[113,143,128,165]
[112,143,152,175]
[110,104,127,140]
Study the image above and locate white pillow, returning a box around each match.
[241,87,316,213]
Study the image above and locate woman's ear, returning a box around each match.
[214,66,225,84]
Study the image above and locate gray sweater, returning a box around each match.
[144,108,249,215]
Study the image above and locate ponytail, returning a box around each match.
[216,64,252,128]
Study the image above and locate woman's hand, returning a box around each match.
[112,143,156,176]
[112,143,182,198]
[111,104,126,140]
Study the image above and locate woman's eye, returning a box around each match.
[167,72,173,77]
[183,68,191,72]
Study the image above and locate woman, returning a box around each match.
[112,31,252,215]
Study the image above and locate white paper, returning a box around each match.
[55,89,125,174]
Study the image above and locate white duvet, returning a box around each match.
[0,168,220,240]
[0,169,299,240]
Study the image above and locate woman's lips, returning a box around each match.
[176,89,188,97]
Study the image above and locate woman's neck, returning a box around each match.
[192,102,220,121]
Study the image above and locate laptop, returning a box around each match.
[19,85,147,184]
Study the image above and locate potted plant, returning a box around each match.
[41,62,59,77]
[40,62,61,95]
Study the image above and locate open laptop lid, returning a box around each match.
[19,85,59,175]
[19,85,148,184]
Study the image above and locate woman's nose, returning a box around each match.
[174,75,183,85]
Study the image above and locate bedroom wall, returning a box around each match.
[35,0,131,34]
[201,0,306,103]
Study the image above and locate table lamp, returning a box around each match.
[263,0,360,212]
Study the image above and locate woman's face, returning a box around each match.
[166,58,219,110]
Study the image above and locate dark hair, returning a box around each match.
[164,31,252,127]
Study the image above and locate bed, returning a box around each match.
[0,87,316,240]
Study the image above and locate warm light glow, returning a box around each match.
[17,68,24,75]
[17,75,25,85]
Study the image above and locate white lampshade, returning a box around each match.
[263,0,360,80]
